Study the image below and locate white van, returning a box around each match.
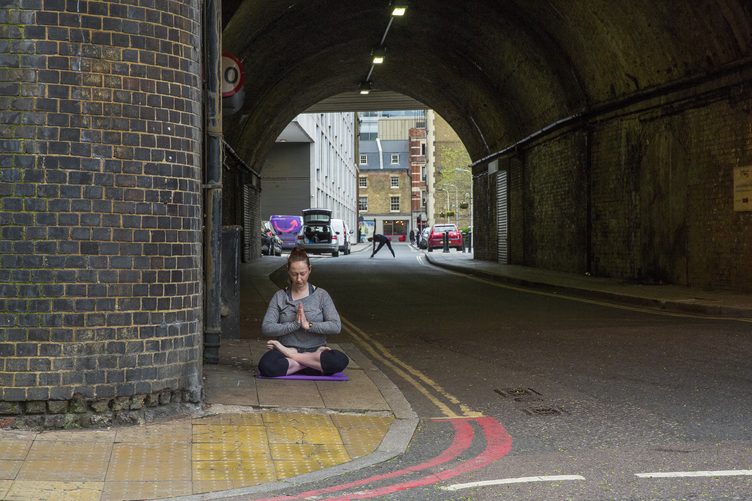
[330,219,352,255]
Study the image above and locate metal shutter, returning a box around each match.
[243,184,252,262]
[497,170,508,264]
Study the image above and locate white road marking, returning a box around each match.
[441,475,586,491]
[416,256,424,265]
[636,470,752,478]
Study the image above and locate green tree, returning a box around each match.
[434,144,472,227]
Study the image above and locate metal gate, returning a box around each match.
[497,170,508,263]
[243,184,252,262]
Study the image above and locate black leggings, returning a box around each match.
[373,240,395,257]
[258,347,349,377]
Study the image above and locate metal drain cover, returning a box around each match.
[494,388,541,398]
[522,406,566,416]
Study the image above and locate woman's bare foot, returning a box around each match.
[266,340,296,358]
[315,346,332,353]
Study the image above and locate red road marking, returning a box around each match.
[251,417,511,501]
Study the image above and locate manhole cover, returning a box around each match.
[522,406,566,416]
[494,388,541,398]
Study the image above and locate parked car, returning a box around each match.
[418,227,430,249]
[427,223,463,252]
[296,208,339,257]
[261,221,282,256]
[270,215,303,250]
[330,218,353,255]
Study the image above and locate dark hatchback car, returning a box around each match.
[261,221,282,256]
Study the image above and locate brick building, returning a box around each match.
[357,140,412,239]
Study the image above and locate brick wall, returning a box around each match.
[590,88,752,290]
[0,0,204,420]
[475,80,752,292]
[360,170,411,215]
[473,170,496,261]
[519,131,588,273]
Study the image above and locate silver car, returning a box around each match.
[296,209,340,257]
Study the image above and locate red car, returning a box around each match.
[427,224,463,252]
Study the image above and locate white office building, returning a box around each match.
[260,113,358,238]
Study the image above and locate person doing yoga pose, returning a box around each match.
[258,248,349,377]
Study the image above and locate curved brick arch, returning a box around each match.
[222,0,752,292]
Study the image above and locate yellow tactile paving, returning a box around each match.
[100,481,192,501]
[192,424,269,445]
[0,480,12,498]
[267,425,345,445]
[192,442,272,461]
[111,442,191,463]
[344,441,380,459]
[270,443,351,463]
[26,441,114,462]
[0,440,32,461]
[193,479,235,494]
[192,459,277,483]
[0,411,392,498]
[105,460,192,482]
[17,459,109,482]
[4,481,104,501]
[330,414,393,430]
[0,461,23,480]
[262,413,335,427]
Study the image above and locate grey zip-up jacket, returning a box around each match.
[261,286,341,349]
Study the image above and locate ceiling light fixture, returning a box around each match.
[359,81,373,95]
[372,48,386,64]
[391,5,407,16]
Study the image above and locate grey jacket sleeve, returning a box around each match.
[261,290,302,337]
[307,289,341,335]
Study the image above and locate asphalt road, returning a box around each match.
[248,243,752,501]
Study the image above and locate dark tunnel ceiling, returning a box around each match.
[221,0,752,172]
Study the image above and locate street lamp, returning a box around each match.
[454,168,473,231]
[443,183,458,226]
[438,188,449,223]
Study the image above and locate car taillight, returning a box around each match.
[296,235,303,240]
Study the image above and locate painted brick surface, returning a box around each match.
[0,0,204,409]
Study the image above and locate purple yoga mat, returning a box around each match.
[257,370,348,381]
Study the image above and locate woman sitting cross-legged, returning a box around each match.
[258,248,349,377]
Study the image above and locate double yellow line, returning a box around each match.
[340,316,482,419]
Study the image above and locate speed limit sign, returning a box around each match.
[221,53,244,97]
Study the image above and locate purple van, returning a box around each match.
[270,215,304,249]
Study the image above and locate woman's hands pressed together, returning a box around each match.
[296,302,310,330]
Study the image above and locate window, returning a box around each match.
[390,196,400,212]
[421,166,426,181]
[359,197,368,211]
[391,154,399,164]
[359,154,367,165]
[390,176,399,188]
[422,191,426,206]
[383,219,407,235]
[359,177,367,188]
[421,143,426,155]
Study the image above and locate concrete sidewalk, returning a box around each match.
[0,256,417,501]
[424,249,752,318]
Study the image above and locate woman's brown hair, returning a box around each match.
[288,247,311,268]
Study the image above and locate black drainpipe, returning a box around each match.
[203,0,222,365]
